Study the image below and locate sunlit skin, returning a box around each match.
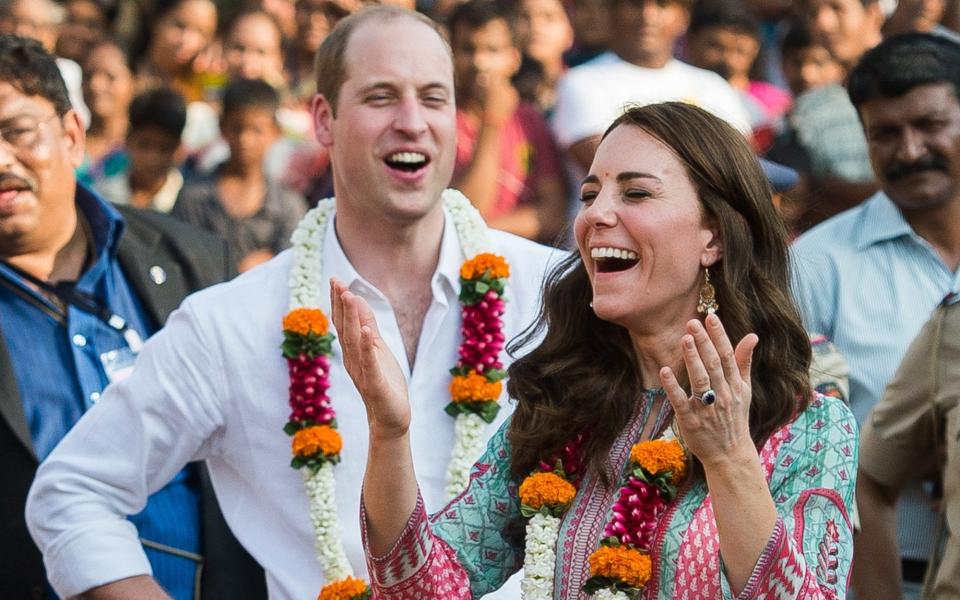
[82,43,135,165]
[801,0,882,69]
[572,0,612,50]
[781,45,844,96]
[312,17,457,229]
[861,83,960,215]
[610,0,690,68]
[0,0,59,51]
[56,0,107,61]
[147,0,217,77]
[574,125,721,335]
[0,82,85,264]
[220,107,279,172]
[224,13,285,85]
[126,127,181,197]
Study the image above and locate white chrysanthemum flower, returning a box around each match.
[592,589,631,599]
[445,412,486,498]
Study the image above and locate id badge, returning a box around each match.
[100,346,139,385]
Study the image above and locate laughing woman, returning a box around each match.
[332,102,857,599]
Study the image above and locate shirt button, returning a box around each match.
[89,392,100,402]
[72,334,87,347]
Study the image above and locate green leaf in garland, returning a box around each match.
[444,400,502,423]
[484,368,507,382]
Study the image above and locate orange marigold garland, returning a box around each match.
[317,576,371,600]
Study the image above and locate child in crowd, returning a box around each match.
[172,79,306,272]
[449,0,568,244]
[686,0,791,151]
[94,87,187,213]
[512,0,573,114]
[223,9,286,89]
[135,0,218,103]
[779,19,845,97]
[79,39,135,186]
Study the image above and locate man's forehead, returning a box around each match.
[862,83,960,123]
[0,81,53,117]
[342,17,453,85]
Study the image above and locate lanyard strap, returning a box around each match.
[0,259,143,352]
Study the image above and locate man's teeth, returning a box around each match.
[388,151,426,164]
[591,247,638,260]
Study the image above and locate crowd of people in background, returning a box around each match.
[5,0,957,260]
[1,0,960,598]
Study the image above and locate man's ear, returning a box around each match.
[62,109,86,168]
[312,94,335,147]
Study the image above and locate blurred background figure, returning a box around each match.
[449,0,568,244]
[135,0,218,102]
[512,0,573,114]
[566,0,611,66]
[686,0,791,152]
[778,18,844,98]
[173,79,305,272]
[0,0,90,126]
[56,0,110,63]
[94,87,187,212]
[79,39,135,187]
[223,8,286,88]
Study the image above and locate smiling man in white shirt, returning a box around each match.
[25,7,556,599]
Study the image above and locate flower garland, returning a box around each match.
[518,436,584,600]
[518,419,688,599]
[583,431,688,599]
[283,190,508,599]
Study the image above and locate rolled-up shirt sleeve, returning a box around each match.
[25,298,226,598]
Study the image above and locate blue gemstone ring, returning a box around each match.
[693,389,717,406]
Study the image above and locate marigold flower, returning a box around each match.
[283,308,329,336]
[292,425,342,458]
[588,545,652,589]
[449,372,502,403]
[630,439,687,483]
[519,472,577,510]
[460,253,510,280]
[317,576,368,600]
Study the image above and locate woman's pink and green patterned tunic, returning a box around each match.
[363,393,857,599]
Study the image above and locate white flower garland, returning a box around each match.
[520,512,561,599]
[288,189,504,577]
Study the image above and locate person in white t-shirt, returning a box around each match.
[25,7,557,600]
[552,0,750,177]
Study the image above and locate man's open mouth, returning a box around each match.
[385,151,429,172]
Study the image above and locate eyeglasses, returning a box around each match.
[0,114,60,152]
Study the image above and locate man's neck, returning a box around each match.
[2,208,88,282]
[334,205,445,296]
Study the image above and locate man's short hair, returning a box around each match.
[129,87,186,139]
[314,6,448,115]
[0,34,71,115]
[780,19,816,58]
[688,0,759,39]
[447,0,517,45]
[221,77,279,120]
[848,33,960,110]
[610,0,694,12]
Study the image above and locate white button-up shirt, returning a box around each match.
[27,209,560,600]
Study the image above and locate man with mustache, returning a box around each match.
[0,35,262,599]
[790,33,960,600]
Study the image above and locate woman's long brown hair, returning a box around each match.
[507,102,812,483]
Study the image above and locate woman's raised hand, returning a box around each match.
[330,278,411,441]
[659,313,759,470]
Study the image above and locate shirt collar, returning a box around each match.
[322,204,466,305]
[853,191,916,250]
[75,181,126,261]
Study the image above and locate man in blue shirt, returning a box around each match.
[0,35,263,598]
[791,33,960,599]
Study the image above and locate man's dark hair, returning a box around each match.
[221,78,279,120]
[688,0,759,39]
[848,33,960,110]
[129,87,187,138]
[0,34,72,115]
[447,0,517,46]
